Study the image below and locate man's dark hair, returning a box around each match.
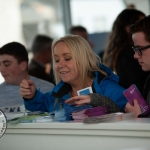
[69,25,87,34]
[31,34,53,54]
[0,42,28,63]
[130,15,150,42]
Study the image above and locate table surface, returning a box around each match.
[1,118,150,150]
[7,117,150,130]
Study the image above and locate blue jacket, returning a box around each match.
[24,64,127,112]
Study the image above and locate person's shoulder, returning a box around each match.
[0,81,5,85]
[0,82,6,88]
[30,76,54,87]
[99,64,119,83]
[30,76,54,93]
[118,48,133,59]
[0,82,19,89]
[100,64,115,76]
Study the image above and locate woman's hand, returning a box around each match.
[125,99,141,117]
[65,95,91,106]
[20,79,36,99]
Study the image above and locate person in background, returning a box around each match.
[127,4,136,9]
[0,42,54,112]
[69,25,94,49]
[103,9,149,94]
[20,35,128,113]
[126,15,150,117]
[28,34,55,85]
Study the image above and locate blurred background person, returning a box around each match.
[102,9,149,94]
[69,25,94,49]
[28,34,55,85]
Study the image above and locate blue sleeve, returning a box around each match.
[98,80,128,110]
[24,89,60,112]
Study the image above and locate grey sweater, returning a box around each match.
[0,76,54,111]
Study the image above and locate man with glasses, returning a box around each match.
[126,15,150,117]
[132,45,150,57]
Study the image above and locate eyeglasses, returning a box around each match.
[132,45,150,56]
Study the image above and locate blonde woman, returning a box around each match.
[20,35,127,113]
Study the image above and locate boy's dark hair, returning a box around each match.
[69,25,87,34]
[130,15,150,42]
[0,42,28,63]
[31,34,53,54]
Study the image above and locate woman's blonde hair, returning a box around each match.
[52,35,107,88]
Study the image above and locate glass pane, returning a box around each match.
[70,0,125,33]
[70,0,125,54]
[0,0,66,84]
[21,0,65,49]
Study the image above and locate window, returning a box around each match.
[70,0,125,33]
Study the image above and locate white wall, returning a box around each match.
[0,0,25,47]
[0,0,25,84]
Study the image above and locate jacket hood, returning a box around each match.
[100,64,119,83]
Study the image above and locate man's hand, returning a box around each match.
[125,99,141,117]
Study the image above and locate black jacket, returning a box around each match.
[116,48,150,94]
[28,59,55,85]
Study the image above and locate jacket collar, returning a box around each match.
[51,70,106,99]
[52,81,71,98]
